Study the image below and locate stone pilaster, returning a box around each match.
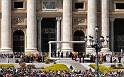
[1,0,12,54]
[37,17,42,52]
[62,0,72,56]
[110,18,115,52]
[86,0,97,54]
[26,0,37,53]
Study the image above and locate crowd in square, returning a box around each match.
[0,67,124,77]
[0,52,124,77]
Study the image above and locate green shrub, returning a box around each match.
[0,64,15,68]
[27,64,35,69]
[111,64,116,69]
[41,64,70,72]
[41,66,45,69]
[111,64,124,69]
[117,64,123,68]
[89,64,112,74]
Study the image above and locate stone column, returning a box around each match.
[1,0,12,54]
[62,0,72,56]
[37,17,42,52]
[110,18,115,52]
[101,0,110,54]
[56,17,61,53]
[26,0,37,53]
[86,0,97,54]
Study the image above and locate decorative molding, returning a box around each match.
[110,18,115,22]
[12,26,26,33]
[73,17,86,27]
[73,26,86,31]
[56,17,62,21]
[73,17,87,33]
[12,16,25,25]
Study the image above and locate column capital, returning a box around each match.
[110,18,115,22]
[37,17,43,21]
[56,17,62,21]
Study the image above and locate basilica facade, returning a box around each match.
[0,0,124,55]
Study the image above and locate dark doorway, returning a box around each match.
[13,30,24,52]
[114,19,124,52]
[73,30,85,52]
[41,18,56,52]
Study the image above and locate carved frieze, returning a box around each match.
[12,25,26,33]
[73,17,87,32]
[12,16,25,25]
[73,17,86,26]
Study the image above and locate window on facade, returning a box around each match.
[75,3,84,9]
[116,3,124,9]
[42,0,56,10]
[14,2,23,8]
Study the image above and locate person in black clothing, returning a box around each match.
[118,55,121,63]
[110,55,112,63]
[54,51,56,57]
[103,55,106,62]
[58,52,60,57]
[0,74,3,77]
[78,53,82,63]
[41,74,47,77]
[61,51,63,58]
[90,55,95,62]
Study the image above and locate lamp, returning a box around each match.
[86,26,105,77]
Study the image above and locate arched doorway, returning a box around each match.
[114,18,124,52]
[73,30,85,52]
[41,18,56,52]
[13,30,24,52]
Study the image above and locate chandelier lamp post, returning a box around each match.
[87,26,106,77]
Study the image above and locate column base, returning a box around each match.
[25,48,38,55]
[86,48,96,55]
[100,48,112,55]
[0,48,13,54]
[61,48,73,57]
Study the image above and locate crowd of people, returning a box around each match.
[0,52,46,63]
[0,52,124,77]
[51,51,124,63]
[0,51,124,63]
[0,68,124,77]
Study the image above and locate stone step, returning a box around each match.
[70,62,87,71]
[56,59,87,71]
